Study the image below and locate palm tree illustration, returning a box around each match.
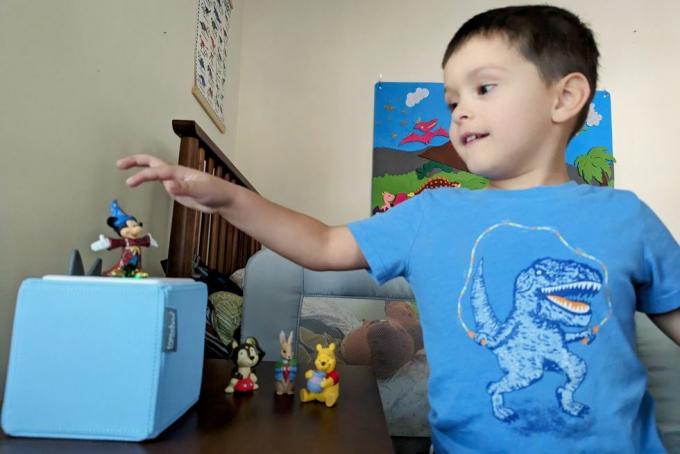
[575,146,616,186]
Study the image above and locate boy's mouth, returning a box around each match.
[461,132,489,146]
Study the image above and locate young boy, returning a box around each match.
[118,5,680,453]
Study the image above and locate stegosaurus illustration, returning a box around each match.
[470,257,603,422]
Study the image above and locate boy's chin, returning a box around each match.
[463,162,500,180]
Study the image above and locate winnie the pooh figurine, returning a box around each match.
[300,343,340,407]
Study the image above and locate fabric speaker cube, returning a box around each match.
[2,276,207,441]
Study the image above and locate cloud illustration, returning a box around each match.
[405,87,430,107]
[586,103,602,127]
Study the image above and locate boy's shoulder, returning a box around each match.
[424,183,642,202]
[572,183,641,200]
[570,184,647,211]
[412,184,649,220]
[395,184,648,219]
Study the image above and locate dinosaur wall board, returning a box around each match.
[371,82,613,215]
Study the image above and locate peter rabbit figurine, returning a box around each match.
[274,330,297,395]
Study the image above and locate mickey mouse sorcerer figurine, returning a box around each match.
[90,200,158,278]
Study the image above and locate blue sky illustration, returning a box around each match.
[564,90,612,165]
[374,82,450,152]
[374,82,612,163]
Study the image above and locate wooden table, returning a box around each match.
[0,360,393,453]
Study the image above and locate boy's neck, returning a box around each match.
[487,164,571,190]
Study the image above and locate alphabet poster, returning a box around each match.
[193,0,233,133]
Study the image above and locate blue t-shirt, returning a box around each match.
[349,181,680,453]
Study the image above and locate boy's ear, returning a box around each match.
[550,72,591,126]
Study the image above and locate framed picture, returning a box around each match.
[193,0,233,133]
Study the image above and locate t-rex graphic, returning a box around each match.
[470,257,603,422]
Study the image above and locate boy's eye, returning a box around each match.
[478,84,496,95]
[447,102,458,112]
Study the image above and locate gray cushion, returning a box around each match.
[241,249,413,357]
[241,249,425,436]
[636,313,680,452]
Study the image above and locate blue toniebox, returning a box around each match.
[1,276,208,441]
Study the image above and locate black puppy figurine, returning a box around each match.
[224,337,265,394]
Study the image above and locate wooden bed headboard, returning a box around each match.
[166,119,261,278]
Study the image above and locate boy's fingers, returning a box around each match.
[167,179,213,200]
[125,166,183,187]
[117,154,169,170]
[167,179,225,209]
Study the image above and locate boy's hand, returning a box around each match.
[117,154,233,214]
[117,154,368,272]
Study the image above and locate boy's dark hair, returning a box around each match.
[442,5,599,138]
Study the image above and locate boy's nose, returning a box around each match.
[453,107,472,125]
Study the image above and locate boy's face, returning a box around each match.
[443,34,558,181]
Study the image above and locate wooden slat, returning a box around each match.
[250,238,258,263]
[235,230,243,270]
[218,224,227,274]
[167,136,201,277]
[227,225,238,270]
[227,209,238,273]
[208,165,223,269]
[199,156,215,262]
[232,228,239,271]
[194,147,206,264]
[226,223,236,274]
[239,230,247,269]
[217,171,228,274]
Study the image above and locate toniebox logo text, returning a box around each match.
[163,309,177,352]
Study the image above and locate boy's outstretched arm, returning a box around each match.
[649,308,680,347]
[117,154,368,272]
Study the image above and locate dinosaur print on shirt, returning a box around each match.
[470,257,602,422]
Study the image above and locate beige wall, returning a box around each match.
[1,0,679,398]
[0,1,243,396]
